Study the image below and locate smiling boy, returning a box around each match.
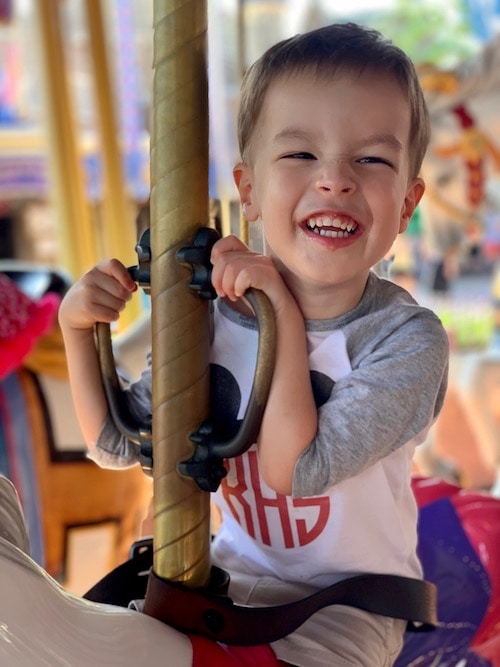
[59,23,448,667]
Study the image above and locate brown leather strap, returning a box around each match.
[84,544,437,645]
[143,567,437,645]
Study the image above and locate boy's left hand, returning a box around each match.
[210,235,292,316]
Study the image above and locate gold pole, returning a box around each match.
[84,0,141,327]
[37,0,98,278]
[150,0,211,586]
[220,198,232,238]
[237,0,249,245]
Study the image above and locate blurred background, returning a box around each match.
[0,0,499,595]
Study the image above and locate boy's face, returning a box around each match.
[234,69,424,301]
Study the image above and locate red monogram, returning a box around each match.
[221,451,330,547]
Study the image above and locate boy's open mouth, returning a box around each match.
[306,215,358,238]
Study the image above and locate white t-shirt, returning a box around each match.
[209,274,448,588]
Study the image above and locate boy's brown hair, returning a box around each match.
[237,22,430,179]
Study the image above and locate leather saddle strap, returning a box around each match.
[84,549,437,646]
[84,546,152,607]
[143,568,437,646]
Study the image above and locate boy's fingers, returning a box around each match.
[88,304,121,323]
[96,258,137,292]
[91,284,130,311]
[211,234,247,262]
[88,262,136,300]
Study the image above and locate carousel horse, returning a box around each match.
[0,265,151,587]
[0,473,192,666]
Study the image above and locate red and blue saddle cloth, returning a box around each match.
[189,476,500,667]
[397,476,500,667]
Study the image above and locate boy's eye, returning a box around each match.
[358,156,394,167]
[282,152,316,160]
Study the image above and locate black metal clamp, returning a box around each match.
[176,228,276,491]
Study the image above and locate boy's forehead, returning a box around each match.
[260,67,408,117]
[248,67,413,157]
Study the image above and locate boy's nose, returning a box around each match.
[315,161,356,196]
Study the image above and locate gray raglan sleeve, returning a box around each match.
[293,310,449,497]
[88,362,152,469]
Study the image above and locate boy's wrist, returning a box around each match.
[271,286,302,321]
[60,322,97,341]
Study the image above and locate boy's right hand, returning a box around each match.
[58,259,137,332]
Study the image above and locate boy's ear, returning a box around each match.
[399,178,425,233]
[233,162,259,221]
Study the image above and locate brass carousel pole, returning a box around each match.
[149,0,211,586]
[96,0,277,627]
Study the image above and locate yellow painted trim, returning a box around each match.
[36,0,98,279]
[84,0,140,327]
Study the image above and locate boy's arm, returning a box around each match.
[58,260,137,451]
[211,236,317,495]
[293,309,449,497]
[60,325,107,448]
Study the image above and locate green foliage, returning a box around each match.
[438,306,495,350]
[370,0,480,68]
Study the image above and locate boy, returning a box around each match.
[59,22,448,666]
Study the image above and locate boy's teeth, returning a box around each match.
[315,228,351,237]
[307,216,356,237]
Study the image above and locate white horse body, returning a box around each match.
[0,476,192,667]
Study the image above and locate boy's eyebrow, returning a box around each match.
[274,128,314,143]
[273,128,403,152]
[359,133,403,152]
